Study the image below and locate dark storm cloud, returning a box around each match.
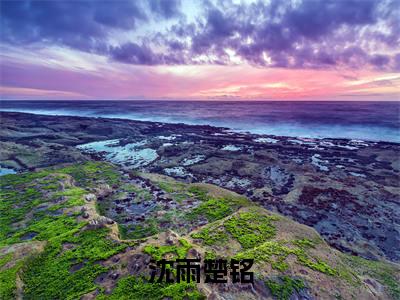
[0,0,399,70]
[0,0,148,51]
[185,0,397,69]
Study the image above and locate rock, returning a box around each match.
[253,278,270,298]
[115,205,124,213]
[109,273,119,280]
[57,195,67,203]
[363,278,384,293]
[85,193,96,202]
[97,216,114,225]
[125,216,133,222]
[82,212,90,219]
[299,269,308,275]
[198,220,208,226]
[81,206,88,212]
[188,248,201,259]
[165,231,178,245]
[166,236,174,245]
[95,184,112,198]
[88,219,100,228]
[156,210,166,217]
[136,215,145,221]
[133,263,140,272]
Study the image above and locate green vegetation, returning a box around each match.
[143,239,192,260]
[55,187,86,207]
[187,198,233,222]
[344,255,400,299]
[21,228,127,299]
[158,181,186,193]
[119,221,159,240]
[0,172,86,246]
[234,240,336,275]
[224,212,277,249]
[98,276,204,300]
[293,238,318,249]
[265,276,306,300]
[191,224,228,246]
[0,162,127,299]
[192,211,277,248]
[191,208,334,275]
[0,253,23,300]
[1,162,398,300]
[0,162,119,247]
[187,186,208,201]
[204,250,217,260]
[0,174,45,244]
[0,259,23,300]
[4,214,83,245]
[0,253,13,268]
[60,161,120,187]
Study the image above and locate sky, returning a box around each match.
[0,0,399,101]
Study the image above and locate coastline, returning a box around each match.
[1,109,399,144]
[1,99,399,143]
[1,110,399,263]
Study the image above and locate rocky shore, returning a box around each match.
[1,111,399,263]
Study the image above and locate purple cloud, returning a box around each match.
[0,0,399,70]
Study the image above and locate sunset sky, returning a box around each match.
[0,0,399,101]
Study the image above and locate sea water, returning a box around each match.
[1,100,399,142]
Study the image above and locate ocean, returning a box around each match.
[1,100,399,142]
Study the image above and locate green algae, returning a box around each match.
[234,240,336,275]
[186,198,233,222]
[0,162,126,299]
[98,276,204,300]
[21,227,127,300]
[158,181,186,193]
[344,255,400,299]
[59,161,121,187]
[224,212,277,249]
[119,220,159,240]
[187,186,208,201]
[0,162,117,246]
[0,257,23,300]
[191,224,228,246]
[265,276,306,300]
[192,211,277,248]
[143,239,192,261]
[1,162,398,300]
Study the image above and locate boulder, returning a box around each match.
[165,231,178,245]
[85,193,96,202]
[88,219,101,229]
[95,184,112,198]
[98,216,114,225]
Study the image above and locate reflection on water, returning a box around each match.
[0,166,17,176]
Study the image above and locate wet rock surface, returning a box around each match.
[1,111,399,262]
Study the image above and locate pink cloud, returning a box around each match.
[1,59,399,101]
